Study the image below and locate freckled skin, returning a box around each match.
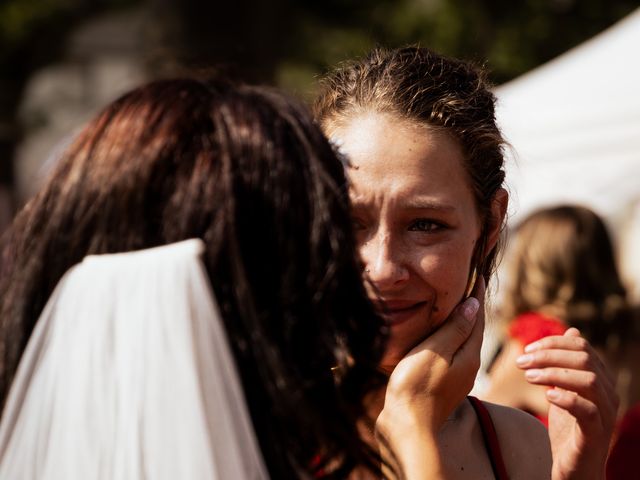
[330,112,482,369]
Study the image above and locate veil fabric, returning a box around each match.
[0,239,269,479]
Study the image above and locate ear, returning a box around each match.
[484,188,508,255]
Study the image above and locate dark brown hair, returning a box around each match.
[314,46,506,279]
[0,79,385,478]
[501,205,632,348]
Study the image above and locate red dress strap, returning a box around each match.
[468,396,510,480]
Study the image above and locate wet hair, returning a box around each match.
[314,46,506,279]
[500,205,632,348]
[0,79,386,478]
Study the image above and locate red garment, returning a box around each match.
[508,311,568,347]
[468,396,510,480]
[606,403,640,479]
[508,312,568,427]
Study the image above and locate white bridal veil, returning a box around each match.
[0,239,268,479]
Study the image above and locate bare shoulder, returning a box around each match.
[484,401,552,480]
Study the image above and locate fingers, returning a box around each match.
[565,327,580,337]
[523,367,608,404]
[516,349,591,370]
[453,277,486,364]
[520,328,616,387]
[546,388,601,424]
[524,328,590,354]
[419,277,486,362]
[518,328,619,435]
[533,370,618,427]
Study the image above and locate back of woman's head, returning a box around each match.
[502,205,631,347]
[314,46,506,279]
[0,78,384,477]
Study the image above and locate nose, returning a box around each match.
[360,228,409,291]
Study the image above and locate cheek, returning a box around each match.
[417,244,473,315]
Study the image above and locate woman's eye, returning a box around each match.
[408,219,445,233]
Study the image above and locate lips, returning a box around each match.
[376,300,428,327]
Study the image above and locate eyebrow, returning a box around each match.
[402,199,456,212]
[350,196,457,212]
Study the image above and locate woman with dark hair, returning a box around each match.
[314,46,618,479]
[0,79,393,479]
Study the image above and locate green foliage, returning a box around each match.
[0,0,69,46]
[285,0,638,85]
[1,0,636,87]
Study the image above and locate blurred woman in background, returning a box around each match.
[484,205,636,423]
[482,205,640,479]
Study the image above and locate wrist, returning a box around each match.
[552,463,606,480]
[376,405,439,441]
[376,408,447,479]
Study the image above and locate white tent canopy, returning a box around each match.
[495,8,640,298]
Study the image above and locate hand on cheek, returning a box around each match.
[375,277,486,479]
[378,277,485,434]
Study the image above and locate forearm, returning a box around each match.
[393,430,447,479]
[377,410,450,480]
[552,461,606,480]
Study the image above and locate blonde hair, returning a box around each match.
[501,205,632,348]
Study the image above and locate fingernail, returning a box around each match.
[525,369,542,380]
[516,354,533,366]
[524,341,541,353]
[546,389,560,401]
[460,297,480,323]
